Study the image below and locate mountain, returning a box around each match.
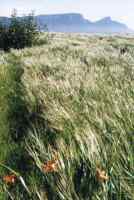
[0,17,10,25]
[0,13,132,33]
[36,13,92,32]
[91,17,130,33]
[35,14,132,33]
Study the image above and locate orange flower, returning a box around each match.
[3,174,17,184]
[42,160,58,173]
[96,168,109,182]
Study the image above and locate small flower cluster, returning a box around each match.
[3,174,17,184]
[42,153,59,173]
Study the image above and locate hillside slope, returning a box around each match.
[0,34,134,199]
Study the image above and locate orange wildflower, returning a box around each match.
[3,174,17,184]
[96,168,109,182]
[42,159,58,173]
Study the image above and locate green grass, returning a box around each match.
[0,33,134,200]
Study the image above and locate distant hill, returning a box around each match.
[0,13,133,33]
[36,13,92,32]
[90,17,131,33]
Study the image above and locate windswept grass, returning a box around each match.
[0,34,134,200]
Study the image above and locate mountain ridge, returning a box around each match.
[0,13,133,33]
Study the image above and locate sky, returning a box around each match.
[1,0,134,29]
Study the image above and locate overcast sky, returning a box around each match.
[1,0,134,29]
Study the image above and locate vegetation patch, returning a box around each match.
[0,34,134,200]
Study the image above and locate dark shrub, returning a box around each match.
[0,10,39,51]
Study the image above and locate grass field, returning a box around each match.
[0,33,134,200]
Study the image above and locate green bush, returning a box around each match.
[0,11,39,51]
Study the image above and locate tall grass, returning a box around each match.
[0,34,134,199]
